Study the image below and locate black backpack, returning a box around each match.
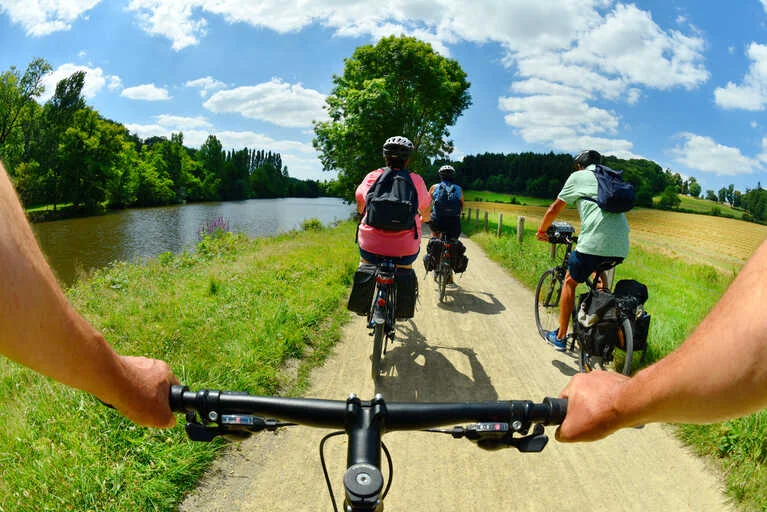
[363,167,419,238]
[433,182,462,217]
[581,165,635,213]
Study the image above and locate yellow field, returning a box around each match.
[464,202,767,273]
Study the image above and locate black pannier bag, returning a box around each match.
[427,238,443,257]
[613,279,651,351]
[575,289,619,357]
[449,239,468,273]
[423,237,443,272]
[422,253,435,272]
[347,264,377,316]
[394,267,418,319]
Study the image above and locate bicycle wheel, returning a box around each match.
[371,323,384,381]
[578,340,607,373]
[618,317,634,376]
[437,262,449,303]
[535,269,562,339]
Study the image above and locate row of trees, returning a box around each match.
[0,58,326,215]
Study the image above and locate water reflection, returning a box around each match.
[32,197,354,287]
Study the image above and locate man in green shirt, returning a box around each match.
[536,150,630,350]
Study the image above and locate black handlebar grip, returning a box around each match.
[543,397,568,425]
[169,384,189,412]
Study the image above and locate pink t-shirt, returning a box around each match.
[355,168,431,257]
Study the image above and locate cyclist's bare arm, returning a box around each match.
[0,161,176,428]
[536,199,567,241]
[558,239,767,442]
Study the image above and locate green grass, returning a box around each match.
[462,211,767,511]
[462,189,551,206]
[672,195,745,219]
[0,220,360,512]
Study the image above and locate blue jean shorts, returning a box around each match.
[567,251,623,283]
[359,248,419,266]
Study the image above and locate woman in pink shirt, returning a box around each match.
[355,136,431,267]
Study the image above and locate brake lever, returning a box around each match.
[425,423,549,452]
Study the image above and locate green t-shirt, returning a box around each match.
[557,165,630,258]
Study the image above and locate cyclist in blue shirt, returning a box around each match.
[428,165,464,240]
[536,150,629,351]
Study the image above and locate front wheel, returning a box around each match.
[371,323,384,381]
[535,269,562,339]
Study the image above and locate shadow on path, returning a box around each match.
[375,321,498,402]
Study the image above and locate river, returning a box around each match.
[32,197,355,288]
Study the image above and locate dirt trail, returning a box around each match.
[180,235,734,512]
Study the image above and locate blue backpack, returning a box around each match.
[582,165,635,213]
[434,182,462,217]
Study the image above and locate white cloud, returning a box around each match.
[714,43,767,111]
[671,133,761,175]
[121,83,172,101]
[203,78,327,128]
[0,0,100,36]
[122,1,706,156]
[107,75,122,91]
[154,114,211,129]
[762,0,767,14]
[185,76,227,97]
[39,63,112,101]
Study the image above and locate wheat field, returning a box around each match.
[464,202,767,273]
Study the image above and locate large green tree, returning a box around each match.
[313,35,471,199]
[0,57,51,167]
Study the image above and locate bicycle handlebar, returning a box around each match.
[170,385,567,431]
[170,386,567,511]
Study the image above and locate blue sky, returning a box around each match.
[1,0,767,194]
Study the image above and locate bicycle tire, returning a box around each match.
[436,262,449,303]
[534,269,562,339]
[371,323,384,381]
[619,317,633,376]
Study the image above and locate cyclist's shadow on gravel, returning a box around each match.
[433,288,505,315]
[375,322,498,402]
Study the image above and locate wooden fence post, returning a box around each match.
[517,216,525,243]
[475,208,480,227]
[466,208,471,222]
[550,243,556,260]
[497,213,503,237]
[484,211,488,232]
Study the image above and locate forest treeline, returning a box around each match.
[0,59,329,218]
[426,152,767,222]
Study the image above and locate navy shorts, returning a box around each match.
[567,251,623,283]
[359,248,419,266]
[430,216,462,239]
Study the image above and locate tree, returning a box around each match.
[705,190,717,202]
[314,35,471,199]
[688,178,701,198]
[658,186,681,210]
[0,58,51,149]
